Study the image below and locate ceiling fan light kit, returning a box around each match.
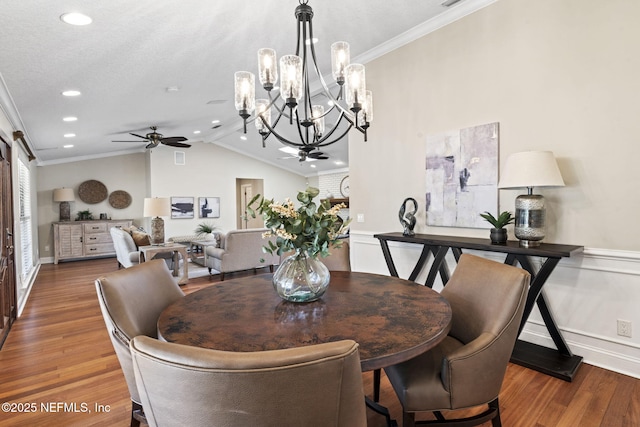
[234,0,373,156]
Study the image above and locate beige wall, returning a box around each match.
[351,0,640,251]
[348,0,640,377]
[37,153,148,259]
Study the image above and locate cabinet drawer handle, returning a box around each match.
[89,248,97,251]
[89,237,97,240]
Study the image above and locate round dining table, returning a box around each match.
[158,271,452,372]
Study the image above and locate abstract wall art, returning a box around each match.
[425,122,499,228]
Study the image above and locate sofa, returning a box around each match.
[110,226,174,269]
[204,228,279,280]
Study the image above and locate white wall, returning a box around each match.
[350,0,640,377]
[146,141,308,237]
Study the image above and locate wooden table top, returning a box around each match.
[158,271,452,371]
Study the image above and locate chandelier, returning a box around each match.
[234,0,373,159]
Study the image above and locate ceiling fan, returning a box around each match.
[279,146,329,162]
[112,126,191,149]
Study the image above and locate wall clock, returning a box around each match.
[340,175,350,198]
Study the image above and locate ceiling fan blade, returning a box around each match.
[112,140,148,143]
[162,141,191,148]
[129,133,148,139]
[160,136,188,143]
[307,151,328,159]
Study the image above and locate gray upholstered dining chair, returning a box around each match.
[384,254,530,427]
[129,336,367,427]
[95,259,185,427]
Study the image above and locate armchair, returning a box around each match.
[383,254,530,427]
[110,226,175,269]
[95,259,185,426]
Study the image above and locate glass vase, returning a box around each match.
[272,250,330,303]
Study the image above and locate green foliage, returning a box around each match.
[479,211,514,229]
[194,221,218,236]
[75,209,93,220]
[248,187,351,259]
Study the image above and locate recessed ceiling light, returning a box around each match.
[211,120,220,124]
[63,144,74,148]
[63,133,76,138]
[240,135,247,141]
[166,86,179,92]
[193,130,201,134]
[334,160,344,165]
[310,164,317,168]
[62,90,81,97]
[63,116,78,122]
[60,12,92,26]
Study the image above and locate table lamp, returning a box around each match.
[144,197,171,245]
[53,188,75,221]
[498,151,564,247]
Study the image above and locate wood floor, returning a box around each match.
[0,258,638,426]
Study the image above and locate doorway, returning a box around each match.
[0,134,16,348]
[236,178,264,229]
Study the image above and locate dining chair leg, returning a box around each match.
[373,368,381,402]
[130,401,145,427]
[403,410,416,427]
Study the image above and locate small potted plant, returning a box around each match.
[76,209,93,221]
[479,211,514,244]
[194,221,218,239]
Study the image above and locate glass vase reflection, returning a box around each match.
[272,250,330,302]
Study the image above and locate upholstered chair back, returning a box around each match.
[130,336,367,427]
[439,253,529,409]
[110,226,139,268]
[95,259,185,404]
[322,239,351,271]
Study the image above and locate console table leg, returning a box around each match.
[425,246,449,288]
[537,292,573,356]
[379,240,399,278]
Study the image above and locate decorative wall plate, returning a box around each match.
[109,190,132,209]
[78,180,108,204]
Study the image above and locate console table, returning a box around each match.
[374,232,584,381]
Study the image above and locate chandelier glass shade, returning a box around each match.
[234,0,373,155]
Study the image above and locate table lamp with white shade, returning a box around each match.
[53,188,75,222]
[144,197,171,245]
[498,151,565,247]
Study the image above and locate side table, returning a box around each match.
[139,243,189,285]
[374,232,584,381]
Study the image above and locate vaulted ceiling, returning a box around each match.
[0,0,491,174]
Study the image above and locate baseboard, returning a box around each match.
[520,322,640,379]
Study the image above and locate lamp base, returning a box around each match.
[514,194,546,247]
[59,201,71,222]
[150,217,165,245]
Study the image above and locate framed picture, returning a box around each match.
[199,197,220,218]
[170,197,194,219]
[425,122,499,228]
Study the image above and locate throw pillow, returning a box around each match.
[131,229,151,248]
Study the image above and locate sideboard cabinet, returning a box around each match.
[53,220,133,264]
